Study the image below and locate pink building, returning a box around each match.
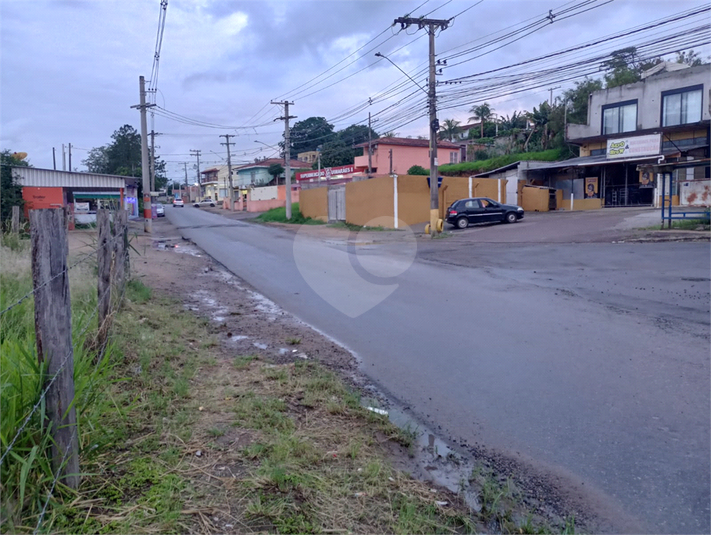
[353,137,461,175]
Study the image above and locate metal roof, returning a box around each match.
[12,167,127,188]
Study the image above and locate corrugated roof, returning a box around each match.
[12,167,127,188]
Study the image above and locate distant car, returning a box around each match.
[173,198,184,207]
[193,199,216,208]
[156,204,165,217]
[446,197,524,229]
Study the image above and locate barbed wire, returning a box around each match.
[0,228,125,318]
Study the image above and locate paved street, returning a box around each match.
[165,205,710,534]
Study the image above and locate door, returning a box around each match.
[481,198,505,222]
[463,199,485,223]
[328,186,346,222]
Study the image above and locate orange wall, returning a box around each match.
[558,198,603,210]
[354,145,459,174]
[276,185,300,202]
[397,175,430,226]
[300,187,328,221]
[522,187,549,212]
[346,176,394,227]
[22,187,65,216]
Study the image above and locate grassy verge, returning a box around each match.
[667,218,710,231]
[438,148,564,176]
[256,203,324,225]
[327,221,391,232]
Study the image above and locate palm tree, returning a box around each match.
[468,103,494,138]
[438,119,461,142]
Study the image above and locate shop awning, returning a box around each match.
[73,191,121,199]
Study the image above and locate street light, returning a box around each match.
[374,52,428,95]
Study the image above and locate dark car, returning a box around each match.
[446,197,524,229]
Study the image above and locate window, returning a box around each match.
[602,101,637,135]
[450,151,458,164]
[662,86,702,126]
[464,200,480,209]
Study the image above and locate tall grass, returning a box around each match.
[256,202,324,225]
[0,233,120,532]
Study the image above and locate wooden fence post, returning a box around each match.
[11,205,20,234]
[97,209,112,350]
[29,208,80,490]
[113,209,127,297]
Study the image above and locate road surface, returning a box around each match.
[165,205,710,533]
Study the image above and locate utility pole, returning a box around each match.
[183,162,189,197]
[389,149,393,175]
[190,149,201,199]
[220,134,235,209]
[62,144,66,171]
[53,147,56,170]
[149,130,161,192]
[393,15,450,236]
[368,112,373,177]
[271,100,296,219]
[548,86,561,105]
[68,143,72,172]
[131,75,155,233]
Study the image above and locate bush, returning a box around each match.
[255,203,323,225]
[407,165,429,176]
[439,148,565,176]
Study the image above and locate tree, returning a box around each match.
[603,47,662,88]
[468,103,494,138]
[288,117,334,154]
[82,124,167,190]
[1,150,27,222]
[676,50,703,67]
[381,131,398,138]
[564,78,604,125]
[438,119,461,142]
[268,163,284,185]
[316,123,379,168]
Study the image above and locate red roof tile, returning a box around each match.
[354,136,461,150]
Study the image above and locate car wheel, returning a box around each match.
[456,217,469,229]
[210,203,215,207]
[505,212,518,224]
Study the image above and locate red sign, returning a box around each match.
[296,165,354,181]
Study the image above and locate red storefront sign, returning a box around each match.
[295,165,354,181]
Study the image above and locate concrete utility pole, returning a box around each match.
[271,100,296,219]
[62,144,66,171]
[220,134,235,208]
[53,147,56,170]
[190,149,201,199]
[183,162,188,192]
[68,143,72,172]
[130,75,155,233]
[548,86,561,105]
[393,16,450,236]
[368,112,373,177]
[149,130,161,192]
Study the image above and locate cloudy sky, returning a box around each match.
[1,0,709,182]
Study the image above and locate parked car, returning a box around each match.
[193,199,216,208]
[173,198,184,207]
[446,197,524,229]
[156,204,165,217]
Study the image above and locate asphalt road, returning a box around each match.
[165,205,710,534]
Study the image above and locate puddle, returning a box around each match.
[378,403,482,511]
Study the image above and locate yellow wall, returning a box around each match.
[397,175,430,226]
[558,198,603,210]
[300,187,328,221]
[346,176,394,227]
[521,187,550,212]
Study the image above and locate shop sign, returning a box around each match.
[296,165,354,181]
[606,133,660,159]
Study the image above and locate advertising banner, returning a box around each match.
[296,165,354,181]
[606,133,661,159]
[585,177,598,198]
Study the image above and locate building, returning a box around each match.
[554,63,710,208]
[12,167,135,226]
[297,151,319,165]
[199,165,236,201]
[234,158,310,190]
[353,137,461,175]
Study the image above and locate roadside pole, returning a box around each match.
[271,100,296,220]
[131,76,153,233]
[220,134,235,209]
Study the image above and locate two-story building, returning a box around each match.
[353,137,460,175]
[552,63,710,208]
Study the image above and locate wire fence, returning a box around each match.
[0,207,131,533]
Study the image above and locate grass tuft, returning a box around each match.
[256,203,324,225]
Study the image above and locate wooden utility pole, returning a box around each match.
[30,209,79,489]
[220,134,235,209]
[131,75,155,233]
[393,16,450,236]
[271,101,296,219]
[11,206,20,235]
[97,210,112,350]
